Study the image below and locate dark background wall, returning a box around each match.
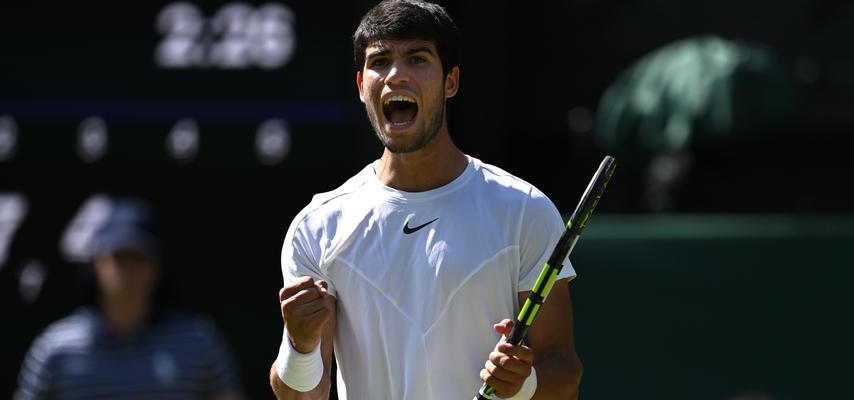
[1,1,853,399]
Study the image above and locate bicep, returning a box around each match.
[518,278,576,361]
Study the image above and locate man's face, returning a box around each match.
[95,249,160,300]
[357,39,459,153]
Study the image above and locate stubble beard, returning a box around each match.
[367,94,445,154]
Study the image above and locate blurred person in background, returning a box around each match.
[14,198,245,400]
[270,1,582,399]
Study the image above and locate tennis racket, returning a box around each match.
[474,155,616,400]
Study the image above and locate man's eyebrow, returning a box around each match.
[366,45,435,58]
[404,46,435,56]
[366,49,391,58]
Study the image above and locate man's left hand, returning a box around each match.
[479,319,534,398]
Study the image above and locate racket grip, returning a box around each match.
[474,319,528,399]
[474,384,493,399]
[506,319,528,346]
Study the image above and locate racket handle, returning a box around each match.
[506,320,528,346]
[473,319,528,399]
[474,384,493,399]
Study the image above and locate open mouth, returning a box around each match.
[382,95,419,127]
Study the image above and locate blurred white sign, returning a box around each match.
[156,2,297,69]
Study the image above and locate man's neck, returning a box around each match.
[375,131,468,192]
[100,294,151,335]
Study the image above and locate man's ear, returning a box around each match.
[444,66,460,99]
[357,71,366,103]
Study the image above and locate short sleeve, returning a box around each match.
[14,334,55,400]
[281,217,337,297]
[517,189,577,292]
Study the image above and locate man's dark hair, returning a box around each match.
[353,0,461,76]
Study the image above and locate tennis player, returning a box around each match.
[271,1,582,399]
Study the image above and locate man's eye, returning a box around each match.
[370,58,390,67]
[410,56,426,64]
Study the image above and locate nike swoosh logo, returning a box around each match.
[403,218,438,234]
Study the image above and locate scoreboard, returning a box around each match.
[0,1,373,266]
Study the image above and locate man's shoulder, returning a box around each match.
[469,157,561,225]
[470,157,547,201]
[311,168,373,207]
[31,308,98,355]
[292,164,375,227]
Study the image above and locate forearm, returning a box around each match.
[531,352,583,400]
[274,280,337,400]
[269,362,330,400]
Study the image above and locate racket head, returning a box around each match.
[567,155,616,235]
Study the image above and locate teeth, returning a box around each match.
[384,95,416,105]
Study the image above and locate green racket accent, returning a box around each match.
[517,265,561,326]
[525,304,541,326]
[517,298,535,323]
[537,266,561,299]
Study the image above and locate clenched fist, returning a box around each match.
[279,276,335,354]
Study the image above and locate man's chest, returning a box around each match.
[326,209,520,331]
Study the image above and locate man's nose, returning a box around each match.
[384,61,409,85]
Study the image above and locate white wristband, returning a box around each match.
[275,331,324,392]
[497,366,537,400]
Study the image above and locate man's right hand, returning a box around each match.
[279,277,334,354]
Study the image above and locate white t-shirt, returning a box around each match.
[281,156,575,400]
